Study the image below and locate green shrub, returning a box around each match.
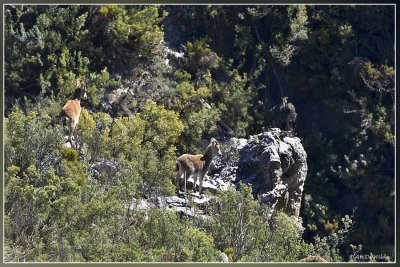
[201,184,318,262]
[59,147,79,162]
[128,209,222,262]
[178,104,221,153]
[214,71,252,137]
[5,107,64,173]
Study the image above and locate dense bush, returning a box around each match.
[4,4,394,262]
[200,184,331,262]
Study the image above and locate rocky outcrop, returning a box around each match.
[235,128,307,218]
[153,129,307,219]
[94,129,307,219]
[125,193,216,219]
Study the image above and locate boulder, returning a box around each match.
[220,252,229,262]
[235,128,307,218]
[126,129,307,220]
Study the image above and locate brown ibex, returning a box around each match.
[175,138,222,196]
[59,80,87,143]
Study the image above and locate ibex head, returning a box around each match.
[76,79,88,100]
[210,137,222,157]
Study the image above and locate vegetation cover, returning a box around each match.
[4,5,394,262]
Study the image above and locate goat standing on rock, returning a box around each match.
[59,80,87,145]
[175,138,222,196]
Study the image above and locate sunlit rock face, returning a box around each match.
[124,128,307,220]
[236,128,307,218]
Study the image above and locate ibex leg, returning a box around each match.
[175,171,182,192]
[198,175,204,196]
[192,174,198,193]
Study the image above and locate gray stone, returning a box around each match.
[236,129,307,218]
[220,252,229,262]
[165,196,190,207]
[131,129,307,220]
[228,137,248,150]
[172,206,193,217]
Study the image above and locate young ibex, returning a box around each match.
[59,80,87,143]
[175,138,222,195]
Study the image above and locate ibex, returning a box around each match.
[269,96,297,132]
[175,138,222,196]
[59,80,87,143]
